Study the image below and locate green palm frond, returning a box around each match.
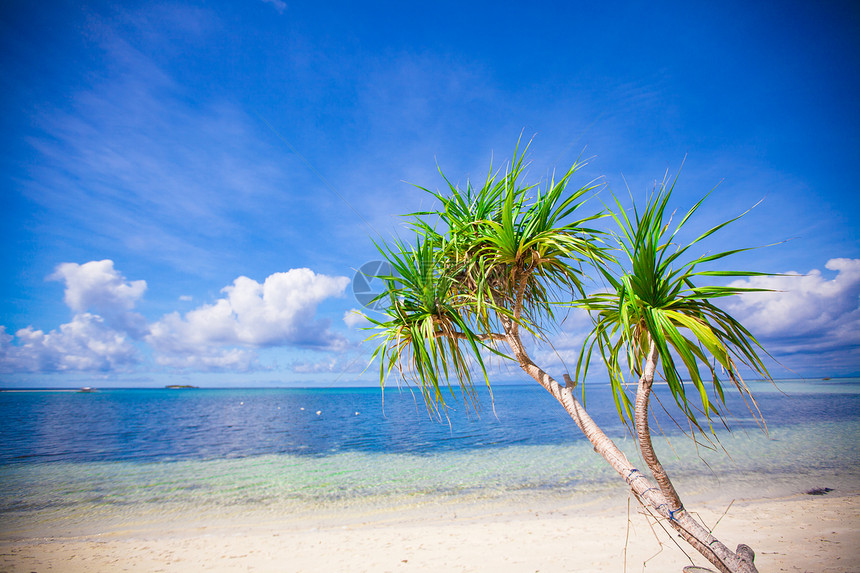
[364,234,501,411]
[365,142,609,412]
[575,172,774,432]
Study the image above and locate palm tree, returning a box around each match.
[572,169,773,572]
[365,144,771,573]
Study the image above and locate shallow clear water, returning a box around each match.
[1,379,858,538]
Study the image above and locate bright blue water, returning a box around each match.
[0,385,581,463]
[2,380,857,464]
[0,379,858,537]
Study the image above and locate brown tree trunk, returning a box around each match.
[635,340,683,510]
[499,317,757,572]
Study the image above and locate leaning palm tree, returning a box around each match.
[572,169,773,572]
[365,143,771,573]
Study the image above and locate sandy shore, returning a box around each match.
[2,490,857,573]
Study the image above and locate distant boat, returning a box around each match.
[78,387,96,393]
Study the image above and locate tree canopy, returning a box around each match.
[366,144,772,430]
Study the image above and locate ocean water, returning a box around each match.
[1,379,858,538]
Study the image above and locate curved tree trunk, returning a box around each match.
[635,340,683,511]
[499,312,758,573]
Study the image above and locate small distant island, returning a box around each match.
[165,385,198,389]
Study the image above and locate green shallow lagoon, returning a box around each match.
[2,417,857,539]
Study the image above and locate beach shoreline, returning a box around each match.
[2,384,858,571]
[2,488,857,572]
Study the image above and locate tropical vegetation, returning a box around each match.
[364,142,772,573]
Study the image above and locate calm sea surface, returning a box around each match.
[1,379,858,537]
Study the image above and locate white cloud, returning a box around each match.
[0,315,138,373]
[49,260,147,336]
[147,268,351,370]
[725,258,860,355]
[150,344,259,372]
[1,262,355,374]
[343,309,371,328]
[50,260,145,312]
[0,260,358,372]
[0,260,147,373]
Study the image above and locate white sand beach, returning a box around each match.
[2,490,857,573]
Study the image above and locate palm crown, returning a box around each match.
[574,170,773,431]
[366,143,605,410]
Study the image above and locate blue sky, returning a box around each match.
[1,0,858,387]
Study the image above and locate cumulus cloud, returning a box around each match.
[149,344,260,372]
[0,315,138,373]
[49,260,147,336]
[525,259,860,379]
[1,261,356,374]
[725,258,860,355]
[146,312,261,371]
[147,268,350,370]
[0,260,146,373]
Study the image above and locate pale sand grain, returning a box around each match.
[2,492,857,572]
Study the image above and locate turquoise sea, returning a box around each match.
[1,379,858,538]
